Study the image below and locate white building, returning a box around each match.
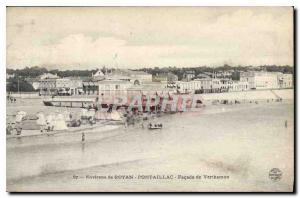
[25,78,40,90]
[176,78,221,94]
[240,71,255,89]
[254,72,280,89]
[215,70,233,79]
[92,69,105,81]
[228,81,249,92]
[127,82,169,97]
[6,73,15,79]
[130,71,153,84]
[40,73,59,80]
[183,71,195,81]
[105,69,152,85]
[241,71,287,90]
[177,77,249,94]
[219,78,233,92]
[278,73,293,88]
[39,78,57,95]
[98,79,133,97]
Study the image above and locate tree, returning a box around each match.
[6,77,35,92]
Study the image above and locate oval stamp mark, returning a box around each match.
[269,168,282,181]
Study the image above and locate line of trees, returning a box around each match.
[6,77,35,92]
[6,66,98,78]
[7,65,293,80]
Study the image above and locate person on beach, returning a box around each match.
[141,120,144,129]
[16,125,22,135]
[82,132,85,142]
[6,123,13,135]
[285,120,288,128]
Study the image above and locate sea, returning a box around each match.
[7,100,294,192]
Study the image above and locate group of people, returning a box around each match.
[7,95,16,103]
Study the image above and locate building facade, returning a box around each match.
[40,73,59,80]
[254,72,280,89]
[39,78,57,96]
[228,81,249,92]
[98,80,133,97]
[240,71,255,89]
[104,69,152,85]
[55,78,83,95]
[177,78,221,94]
[278,73,293,88]
[153,72,178,83]
[183,71,195,81]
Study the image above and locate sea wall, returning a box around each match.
[8,92,39,99]
[199,89,293,102]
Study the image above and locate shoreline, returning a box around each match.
[7,98,293,141]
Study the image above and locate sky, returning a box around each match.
[6,7,294,70]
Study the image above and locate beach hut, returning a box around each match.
[15,111,27,123]
[52,113,68,131]
[95,111,107,120]
[19,114,40,130]
[36,112,47,126]
[110,111,122,121]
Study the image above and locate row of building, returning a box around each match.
[34,70,154,96]
[240,71,293,89]
[176,71,293,94]
[23,69,293,96]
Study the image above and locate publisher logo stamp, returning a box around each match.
[269,168,282,181]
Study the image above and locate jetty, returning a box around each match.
[43,98,96,108]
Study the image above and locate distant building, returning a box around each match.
[153,73,168,82]
[153,72,178,83]
[127,81,169,97]
[215,70,233,79]
[82,81,99,95]
[240,71,287,90]
[130,70,153,84]
[25,78,40,90]
[195,73,211,79]
[38,72,84,95]
[39,78,57,95]
[105,69,152,85]
[98,79,133,97]
[92,69,105,81]
[228,81,249,92]
[56,77,83,95]
[177,77,221,94]
[219,78,232,92]
[56,78,71,95]
[278,73,293,88]
[38,73,61,95]
[68,77,84,95]
[254,72,280,89]
[240,71,256,89]
[40,73,59,80]
[183,71,195,81]
[6,73,15,79]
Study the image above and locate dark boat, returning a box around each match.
[148,123,163,130]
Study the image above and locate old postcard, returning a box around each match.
[6,6,294,192]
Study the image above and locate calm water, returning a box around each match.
[7,101,294,192]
